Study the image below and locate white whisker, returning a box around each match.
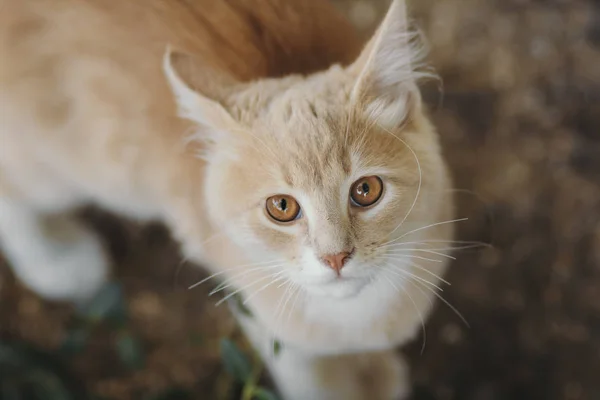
[286,285,304,326]
[378,126,422,236]
[271,283,299,349]
[272,281,292,327]
[188,259,285,290]
[272,282,293,328]
[379,263,444,292]
[215,273,278,307]
[412,279,469,327]
[379,217,469,248]
[385,239,490,247]
[380,240,489,251]
[386,249,456,260]
[209,264,284,296]
[396,218,469,241]
[380,268,427,354]
[375,256,450,285]
[242,272,289,305]
[380,254,443,263]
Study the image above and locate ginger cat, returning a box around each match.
[0,0,454,398]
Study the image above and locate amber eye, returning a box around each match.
[266,195,301,223]
[350,176,384,207]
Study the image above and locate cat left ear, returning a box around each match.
[163,47,239,140]
[350,0,428,129]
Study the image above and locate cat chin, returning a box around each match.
[305,277,370,300]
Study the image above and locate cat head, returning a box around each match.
[165,0,451,300]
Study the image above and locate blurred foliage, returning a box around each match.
[0,283,277,399]
[220,339,279,400]
[0,339,86,400]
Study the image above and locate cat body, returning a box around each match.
[0,0,454,398]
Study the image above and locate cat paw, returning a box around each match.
[331,350,410,400]
[271,348,409,400]
[10,227,109,304]
[362,350,410,400]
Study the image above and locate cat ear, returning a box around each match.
[163,47,239,140]
[350,0,427,129]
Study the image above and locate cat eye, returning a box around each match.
[350,176,384,207]
[266,195,301,223]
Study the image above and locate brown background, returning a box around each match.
[1,0,599,399]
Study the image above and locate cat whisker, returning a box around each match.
[379,239,491,251]
[188,259,285,290]
[209,264,284,296]
[377,262,444,292]
[279,284,300,326]
[379,267,427,354]
[375,256,450,285]
[378,217,469,248]
[389,239,490,246]
[355,106,382,150]
[386,249,456,260]
[409,276,434,308]
[286,284,305,327]
[386,244,488,252]
[242,271,289,305]
[271,281,292,326]
[173,255,190,288]
[215,272,283,307]
[266,281,296,358]
[411,278,469,328]
[343,103,355,149]
[272,282,298,345]
[376,125,422,236]
[380,254,443,264]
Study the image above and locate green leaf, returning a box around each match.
[1,380,22,400]
[0,340,85,400]
[77,283,125,323]
[27,368,73,400]
[219,339,252,383]
[252,387,279,400]
[272,340,283,357]
[229,292,253,318]
[145,387,194,400]
[59,328,89,356]
[116,332,145,370]
[188,332,205,347]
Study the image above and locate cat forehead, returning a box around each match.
[230,65,353,123]
[230,69,404,189]
[261,114,351,189]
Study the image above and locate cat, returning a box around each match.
[0,0,454,398]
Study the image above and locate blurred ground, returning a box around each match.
[1,0,600,399]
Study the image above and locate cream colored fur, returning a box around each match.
[0,0,453,398]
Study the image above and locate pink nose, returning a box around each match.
[321,250,354,275]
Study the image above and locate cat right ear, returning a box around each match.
[349,0,431,129]
[163,47,239,140]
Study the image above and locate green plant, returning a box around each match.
[220,339,279,400]
[60,283,145,370]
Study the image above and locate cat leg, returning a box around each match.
[0,197,109,303]
[267,347,410,400]
[236,314,409,400]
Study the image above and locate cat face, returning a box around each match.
[165,0,450,299]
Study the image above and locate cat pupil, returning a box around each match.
[280,198,287,211]
[361,182,370,195]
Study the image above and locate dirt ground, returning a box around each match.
[1,0,599,399]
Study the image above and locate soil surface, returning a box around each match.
[1,0,599,399]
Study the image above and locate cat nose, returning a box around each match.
[321,249,354,275]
